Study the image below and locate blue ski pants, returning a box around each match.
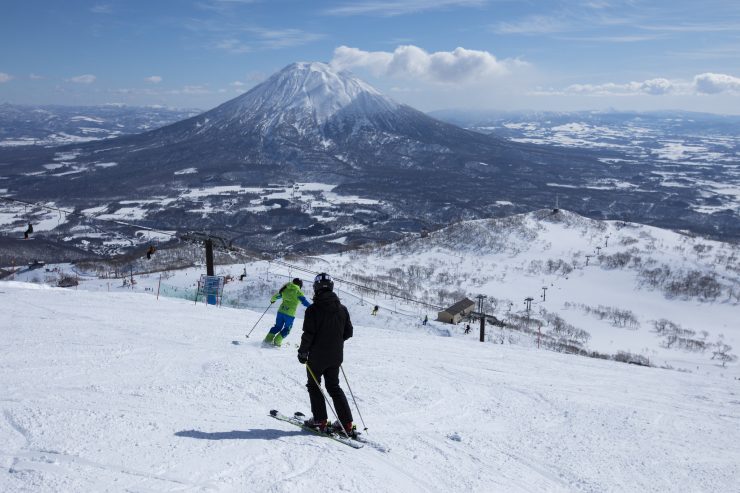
[268,312,295,338]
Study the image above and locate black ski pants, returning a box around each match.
[306,365,353,425]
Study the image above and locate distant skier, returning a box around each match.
[263,278,311,347]
[422,315,428,326]
[464,324,472,334]
[146,245,156,260]
[239,268,247,281]
[298,273,355,436]
[371,305,379,316]
[24,223,33,239]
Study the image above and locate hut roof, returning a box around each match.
[443,298,475,315]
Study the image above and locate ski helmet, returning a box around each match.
[292,277,303,288]
[313,272,334,293]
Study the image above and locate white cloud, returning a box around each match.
[68,74,97,84]
[247,28,324,49]
[0,72,12,83]
[216,30,324,52]
[91,4,113,14]
[326,0,485,17]
[561,78,678,96]
[216,39,252,54]
[694,73,740,94]
[557,74,740,97]
[639,78,674,95]
[558,34,664,43]
[181,85,211,95]
[196,0,259,13]
[145,76,163,84]
[331,45,519,84]
[494,15,571,35]
[29,73,43,80]
[230,81,248,93]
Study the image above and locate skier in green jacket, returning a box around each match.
[263,278,311,346]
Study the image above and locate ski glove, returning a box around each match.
[297,352,309,364]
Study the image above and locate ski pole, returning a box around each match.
[245,303,273,338]
[340,365,368,432]
[305,363,351,439]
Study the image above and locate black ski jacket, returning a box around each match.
[298,291,353,369]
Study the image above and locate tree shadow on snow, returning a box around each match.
[175,428,303,441]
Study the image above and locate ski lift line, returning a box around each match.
[264,257,446,311]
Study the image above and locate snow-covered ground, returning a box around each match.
[6,209,738,379]
[274,210,739,378]
[1,281,739,492]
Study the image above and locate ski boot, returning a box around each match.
[272,333,284,347]
[331,420,357,438]
[304,417,329,433]
[262,333,276,346]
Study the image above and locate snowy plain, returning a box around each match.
[1,281,739,493]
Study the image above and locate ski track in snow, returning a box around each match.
[0,283,739,492]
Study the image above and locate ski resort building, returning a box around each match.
[437,298,475,324]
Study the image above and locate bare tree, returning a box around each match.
[712,342,737,367]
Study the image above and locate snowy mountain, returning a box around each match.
[3,62,505,184]
[1,63,738,256]
[209,61,400,128]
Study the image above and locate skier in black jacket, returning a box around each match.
[298,272,354,435]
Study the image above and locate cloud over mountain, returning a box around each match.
[331,45,519,84]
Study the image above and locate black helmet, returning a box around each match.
[292,278,303,288]
[313,272,334,293]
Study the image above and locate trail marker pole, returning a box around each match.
[538,325,542,349]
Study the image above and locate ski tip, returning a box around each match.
[294,411,306,417]
[231,340,240,345]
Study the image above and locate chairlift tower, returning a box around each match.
[476,294,487,342]
[525,297,534,328]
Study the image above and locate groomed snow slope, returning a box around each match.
[1,282,738,492]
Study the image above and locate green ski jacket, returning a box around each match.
[271,282,311,316]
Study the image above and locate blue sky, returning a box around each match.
[1,0,740,113]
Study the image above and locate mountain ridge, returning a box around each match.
[1,63,737,251]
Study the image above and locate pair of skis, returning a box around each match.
[268,410,388,452]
